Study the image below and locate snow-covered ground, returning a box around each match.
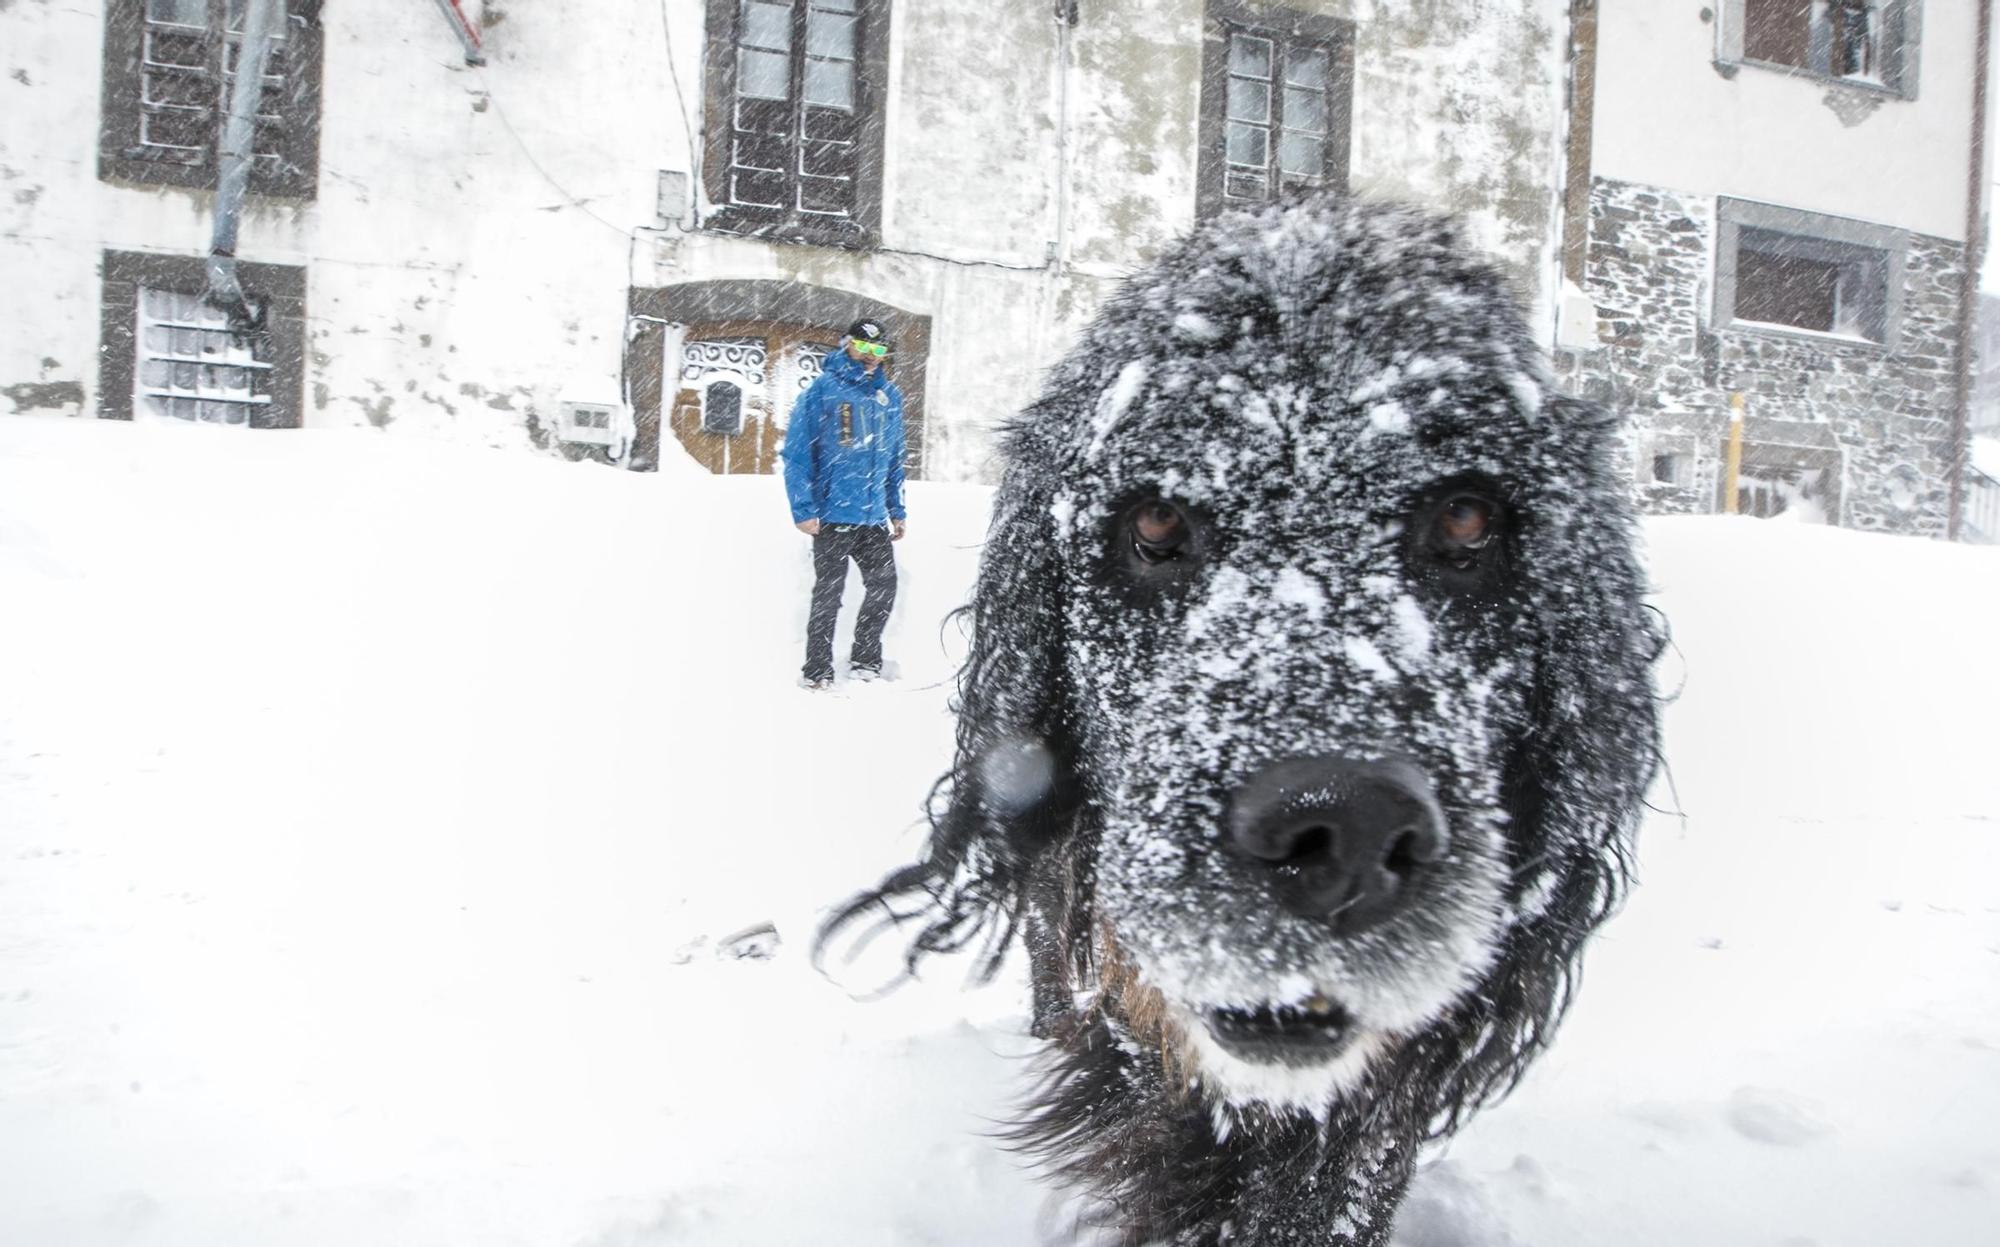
[2,419,1996,1246]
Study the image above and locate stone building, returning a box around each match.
[1555,1,1989,536]
[0,0,1573,483]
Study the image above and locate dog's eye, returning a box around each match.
[1432,494,1500,569]
[1131,500,1191,563]
[1439,497,1494,547]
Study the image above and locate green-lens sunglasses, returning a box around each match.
[851,339,889,358]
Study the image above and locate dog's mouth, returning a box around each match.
[1203,995,1355,1065]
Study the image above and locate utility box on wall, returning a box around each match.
[558,400,619,449]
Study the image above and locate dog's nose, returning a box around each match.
[1227,755,1449,932]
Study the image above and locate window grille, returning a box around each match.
[139,0,289,167]
[793,340,838,392]
[134,286,274,425]
[682,337,769,388]
[101,0,321,196]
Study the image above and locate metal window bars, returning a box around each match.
[137,0,289,168]
[134,287,274,425]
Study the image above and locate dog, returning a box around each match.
[821,196,1662,1245]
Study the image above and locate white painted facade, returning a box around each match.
[1592,1,1981,242]
[3,0,1570,480]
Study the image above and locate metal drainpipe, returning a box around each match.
[1050,0,1078,271]
[206,0,282,331]
[1950,0,1992,541]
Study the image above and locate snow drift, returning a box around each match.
[1,419,1995,1245]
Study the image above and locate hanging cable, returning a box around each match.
[660,0,703,227]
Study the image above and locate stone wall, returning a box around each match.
[1557,177,1962,535]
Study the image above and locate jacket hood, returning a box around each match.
[825,348,891,389]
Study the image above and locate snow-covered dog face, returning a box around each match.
[828,198,1659,1139]
[1030,201,1654,1116]
[1058,425,1532,1109]
[1047,205,1580,1110]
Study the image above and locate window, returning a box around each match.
[1723,0,1921,97]
[701,0,890,248]
[99,0,324,197]
[98,250,307,427]
[1714,199,1907,345]
[1197,3,1352,218]
[702,380,747,435]
[134,288,276,425]
[1652,453,1689,486]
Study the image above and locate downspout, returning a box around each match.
[1950,0,1992,540]
[205,0,281,331]
[1050,0,1078,271]
[1558,0,1599,325]
[430,0,487,65]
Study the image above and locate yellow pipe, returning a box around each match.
[1723,392,1745,515]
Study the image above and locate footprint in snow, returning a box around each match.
[1726,1086,1833,1146]
[717,921,781,960]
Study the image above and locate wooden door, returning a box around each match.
[1736,465,1831,522]
[667,322,841,475]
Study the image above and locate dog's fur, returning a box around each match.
[821,197,1662,1246]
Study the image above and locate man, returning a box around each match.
[782,318,907,690]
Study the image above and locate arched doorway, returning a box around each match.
[625,281,931,477]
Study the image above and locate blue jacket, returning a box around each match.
[782,349,907,526]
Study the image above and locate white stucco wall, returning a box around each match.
[1344,0,1571,322]
[0,0,674,443]
[1592,1,1979,240]
[2,0,1574,483]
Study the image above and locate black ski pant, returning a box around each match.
[803,523,897,681]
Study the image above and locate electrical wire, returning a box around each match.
[486,85,636,240]
[660,0,702,225]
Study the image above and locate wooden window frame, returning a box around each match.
[1196,2,1353,220]
[1719,0,1923,99]
[700,0,891,249]
[98,0,325,198]
[1713,197,1907,348]
[98,249,308,428]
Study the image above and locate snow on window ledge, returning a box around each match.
[1722,317,1887,351]
[1722,55,1910,99]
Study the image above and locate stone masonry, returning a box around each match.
[1555,176,1961,535]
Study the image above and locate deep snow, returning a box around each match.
[2,419,1996,1245]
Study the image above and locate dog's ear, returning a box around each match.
[1430,396,1667,1123]
[1508,393,1665,950]
[1513,397,1663,901]
[816,413,1079,984]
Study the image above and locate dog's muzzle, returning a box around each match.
[1225,755,1448,934]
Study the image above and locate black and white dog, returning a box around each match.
[823,196,1662,1245]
